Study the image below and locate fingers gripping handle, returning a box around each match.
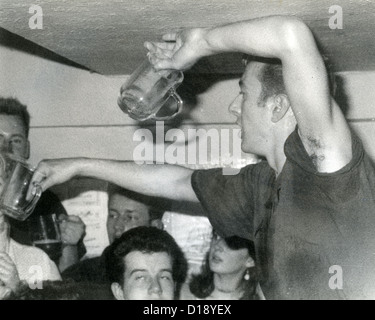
[24,184,42,216]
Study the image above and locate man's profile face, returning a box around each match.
[111,251,175,300]
[0,115,29,158]
[228,61,271,156]
[106,193,151,244]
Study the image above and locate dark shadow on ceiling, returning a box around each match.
[0,27,95,73]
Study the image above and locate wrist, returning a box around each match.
[74,157,91,177]
[193,27,214,58]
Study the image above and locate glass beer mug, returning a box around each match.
[117,58,184,121]
[0,154,43,221]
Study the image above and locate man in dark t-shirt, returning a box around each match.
[30,16,375,299]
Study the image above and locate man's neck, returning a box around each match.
[266,144,287,177]
[265,126,293,176]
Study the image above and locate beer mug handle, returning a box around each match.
[153,89,183,121]
[24,184,42,215]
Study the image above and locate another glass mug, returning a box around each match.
[0,154,43,221]
[117,58,184,121]
[28,213,63,262]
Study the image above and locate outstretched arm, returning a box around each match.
[146,16,352,172]
[31,158,198,203]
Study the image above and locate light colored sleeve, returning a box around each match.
[39,252,62,281]
[10,241,62,283]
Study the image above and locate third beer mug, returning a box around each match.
[117,58,184,121]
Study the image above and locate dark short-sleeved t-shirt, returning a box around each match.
[192,128,375,300]
[61,247,110,283]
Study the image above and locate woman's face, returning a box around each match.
[209,233,253,275]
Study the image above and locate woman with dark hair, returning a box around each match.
[181,231,264,300]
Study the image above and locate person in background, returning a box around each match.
[181,231,263,300]
[106,226,187,300]
[0,173,61,299]
[61,184,165,282]
[0,97,86,272]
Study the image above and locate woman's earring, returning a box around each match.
[244,269,250,281]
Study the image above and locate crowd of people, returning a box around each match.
[0,14,374,300]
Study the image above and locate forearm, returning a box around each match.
[200,16,312,61]
[58,245,79,272]
[80,159,197,201]
[46,158,198,202]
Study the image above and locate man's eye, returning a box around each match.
[135,276,145,281]
[160,273,172,281]
[11,137,23,144]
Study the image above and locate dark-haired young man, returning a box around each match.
[31,16,375,299]
[0,97,86,272]
[106,226,187,300]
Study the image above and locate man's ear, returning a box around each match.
[111,282,125,300]
[270,94,291,123]
[25,140,30,159]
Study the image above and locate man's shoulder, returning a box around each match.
[9,239,50,261]
[239,160,274,183]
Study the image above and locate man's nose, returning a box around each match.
[213,238,225,252]
[228,95,242,117]
[148,278,162,295]
[114,217,126,231]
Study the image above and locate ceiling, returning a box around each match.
[0,0,374,75]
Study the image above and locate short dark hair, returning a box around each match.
[243,55,336,108]
[0,97,30,136]
[107,184,165,221]
[105,226,187,297]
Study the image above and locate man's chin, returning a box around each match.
[241,141,251,153]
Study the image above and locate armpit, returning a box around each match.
[304,134,326,170]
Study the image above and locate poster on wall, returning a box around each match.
[52,178,110,258]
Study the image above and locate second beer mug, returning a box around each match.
[0,154,43,221]
[117,58,184,121]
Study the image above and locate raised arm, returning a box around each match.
[32,158,198,202]
[146,16,352,172]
